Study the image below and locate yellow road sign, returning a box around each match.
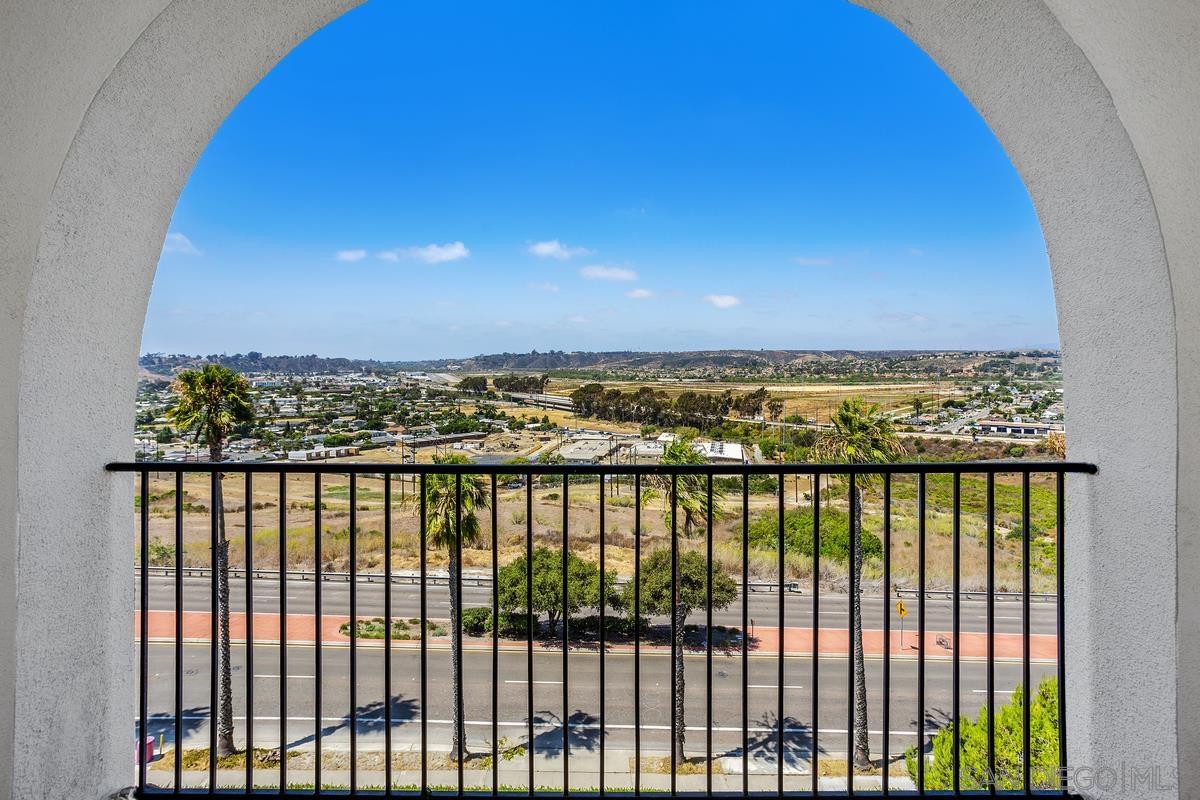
[896,600,908,619]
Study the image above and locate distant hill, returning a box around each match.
[139,352,397,377]
[140,348,1058,377]
[391,349,1049,371]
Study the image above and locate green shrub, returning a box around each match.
[906,676,1059,790]
[748,506,881,563]
[461,607,490,636]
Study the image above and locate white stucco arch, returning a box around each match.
[1,1,1194,798]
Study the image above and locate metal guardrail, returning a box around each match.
[133,564,800,593]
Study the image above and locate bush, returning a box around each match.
[715,474,779,494]
[495,612,530,638]
[906,676,1059,790]
[461,607,490,636]
[748,506,882,563]
[1005,444,1027,458]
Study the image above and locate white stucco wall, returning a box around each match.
[1034,4,1200,791]
[0,1,1194,798]
[860,2,1181,794]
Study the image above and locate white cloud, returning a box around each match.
[528,239,593,260]
[580,264,637,281]
[377,241,470,264]
[162,232,201,256]
[703,294,741,309]
[626,288,653,299]
[335,249,367,262]
[566,314,591,324]
[791,256,833,266]
[529,281,561,293]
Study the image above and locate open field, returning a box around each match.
[134,468,1061,594]
[540,378,959,424]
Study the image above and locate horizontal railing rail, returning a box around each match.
[122,459,1090,798]
[110,459,1097,475]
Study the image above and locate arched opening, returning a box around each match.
[0,2,1182,798]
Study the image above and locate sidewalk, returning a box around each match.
[136,610,1056,661]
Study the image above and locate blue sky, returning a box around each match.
[144,0,1057,360]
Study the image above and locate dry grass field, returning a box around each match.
[135,467,1060,594]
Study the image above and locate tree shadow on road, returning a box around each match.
[725,712,814,772]
[526,710,603,759]
[285,694,419,750]
[139,705,210,751]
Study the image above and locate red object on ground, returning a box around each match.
[137,734,154,764]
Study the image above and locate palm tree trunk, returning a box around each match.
[212,445,237,757]
[851,489,870,770]
[672,602,687,765]
[448,549,463,760]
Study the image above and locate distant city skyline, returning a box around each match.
[143,0,1058,360]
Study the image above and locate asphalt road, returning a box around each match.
[143,640,1053,762]
[140,575,1060,637]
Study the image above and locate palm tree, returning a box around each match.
[166,364,254,757]
[403,453,489,759]
[643,438,725,761]
[813,398,902,770]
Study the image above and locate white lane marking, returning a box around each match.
[255,674,316,679]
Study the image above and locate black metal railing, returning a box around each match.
[111,459,1095,798]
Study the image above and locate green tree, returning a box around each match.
[625,549,737,763]
[812,397,902,770]
[401,453,489,759]
[166,364,254,757]
[496,546,618,635]
[907,677,1060,790]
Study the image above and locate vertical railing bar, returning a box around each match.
[419,474,428,793]
[491,474,500,794]
[742,472,749,795]
[175,472,186,793]
[526,473,534,797]
[670,473,679,796]
[350,473,358,794]
[706,472,714,798]
[454,473,464,795]
[634,472,642,795]
[599,472,607,797]
[138,470,149,794]
[952,471,962,794]
[882,473,891,796]
[278,471,288,791]
[1022,470,1032,792]
[209,470,218,792]
[244,473,255,791]
[847,472,856,798]
[987,472,996,797]
[778,470,786,796]
[313,474,321,795]
[811,471,821,796]
[384,473,393,796]
[917,471,926,793]
[561,472,570,794]
[1056,470,1067,796]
